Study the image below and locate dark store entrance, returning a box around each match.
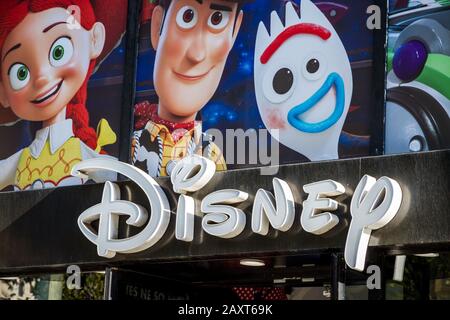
[102,250,450,301]
[1,251,449,300]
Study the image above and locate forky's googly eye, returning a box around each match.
[262,64,296,104]
[302,52,327,81]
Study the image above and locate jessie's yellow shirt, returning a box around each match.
[0,119,117,191]
[15,137,83,190]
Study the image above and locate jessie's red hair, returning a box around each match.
[0,0,99,150]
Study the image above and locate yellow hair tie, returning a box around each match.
[96,118,117,152]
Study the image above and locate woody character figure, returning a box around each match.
[132,0,248,177]
[0,0,127,191]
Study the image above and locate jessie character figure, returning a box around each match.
[132,0,248,177]
[0,0,125,191]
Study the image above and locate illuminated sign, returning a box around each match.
[72,155,402,272]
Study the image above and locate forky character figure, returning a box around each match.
[254,0,353,161]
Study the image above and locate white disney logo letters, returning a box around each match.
[251,178,295,236]
[345,175,403,271]
[72,159,171,258]
[301,180,346,235]
[72,155,403,271]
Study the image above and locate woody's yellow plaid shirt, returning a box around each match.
[131,119,227,177]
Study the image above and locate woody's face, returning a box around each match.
[151,0,243,120]
[0,8,105,122]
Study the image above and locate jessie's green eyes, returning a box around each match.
[9,63,30,91]
[52,45,64,61]
[49,36,73,67]
[5,36,73,91]
[17,65,28,81]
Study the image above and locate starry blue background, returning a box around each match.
[134,0,384,167]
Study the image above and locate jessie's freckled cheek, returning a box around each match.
[264,109,287,129]
[8,89,30,108]
[58,62,85,80]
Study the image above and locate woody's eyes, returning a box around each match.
[8,63,30,91]
[208,11,230,30]
[176,6,198,29]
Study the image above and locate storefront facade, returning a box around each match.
[0,150,448,300]
[0,0,449,301]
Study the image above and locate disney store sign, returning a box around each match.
[71,156,403,272]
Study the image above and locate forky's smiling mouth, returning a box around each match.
[31,80,63,106]
[173,68,212,82]
[287,72,345,133]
